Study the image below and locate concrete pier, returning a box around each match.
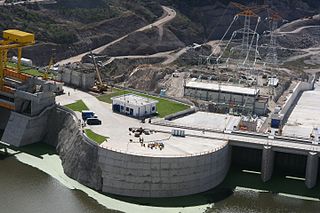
[305,152,319,189]
[261,146,275,182]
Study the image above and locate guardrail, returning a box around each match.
[164,107,198,121]
[101,142,227,158]
[153,119,317,145]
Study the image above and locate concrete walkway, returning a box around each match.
[283,79,320,138]
[57,86,320,157]
[56,87,227,157]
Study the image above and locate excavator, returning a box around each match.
[89,52,109,93]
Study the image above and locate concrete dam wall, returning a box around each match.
[50,107,232,197]
[98,144,231,198]
[1,106,55,147]
[2,106,319,196]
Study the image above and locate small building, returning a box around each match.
[268,76,279,87]
[111,94,158,118]
[184,81,268,116]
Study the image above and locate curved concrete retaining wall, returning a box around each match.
[53,106,231,197]
[98,145,231,197]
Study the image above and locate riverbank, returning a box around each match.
[1,143,211,213]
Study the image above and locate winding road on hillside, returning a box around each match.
[0,0,55,6]
[273,15,320,64]
[98,40,220,68]
[57,6,176,66]
[277,25,320,34]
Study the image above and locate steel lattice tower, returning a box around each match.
[229,2,267,68]
[265,10,282,67]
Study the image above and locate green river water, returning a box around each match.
[0,143,319,213]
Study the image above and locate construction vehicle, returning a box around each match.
[89,52,109,93]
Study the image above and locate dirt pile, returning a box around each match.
[102,57,164,83]
[126,66,175,93]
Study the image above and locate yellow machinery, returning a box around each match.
[0,29,35,89]
[90,52,109,93]
[43,56,53,80]
[0,29,35,110]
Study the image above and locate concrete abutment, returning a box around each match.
[305,152,319,189]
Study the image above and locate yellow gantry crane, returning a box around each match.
[0,29,35,91]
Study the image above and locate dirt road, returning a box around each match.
[57,6,176,66]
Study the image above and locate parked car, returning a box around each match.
[86,118,102,125]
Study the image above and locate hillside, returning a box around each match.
[0,0,163,65]
[0,0,319,65]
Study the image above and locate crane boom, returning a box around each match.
[90,52,103,85]
[89,52,109,93]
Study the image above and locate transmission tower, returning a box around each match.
[265,9,283,67]
[229,2,267,68]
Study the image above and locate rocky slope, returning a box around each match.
[44,108,102,191]
[0,0,162,65]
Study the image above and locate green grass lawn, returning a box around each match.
[84,129,107,144]
[98,88,190,118]
[6,62,53,77]
[65,100,89,112]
